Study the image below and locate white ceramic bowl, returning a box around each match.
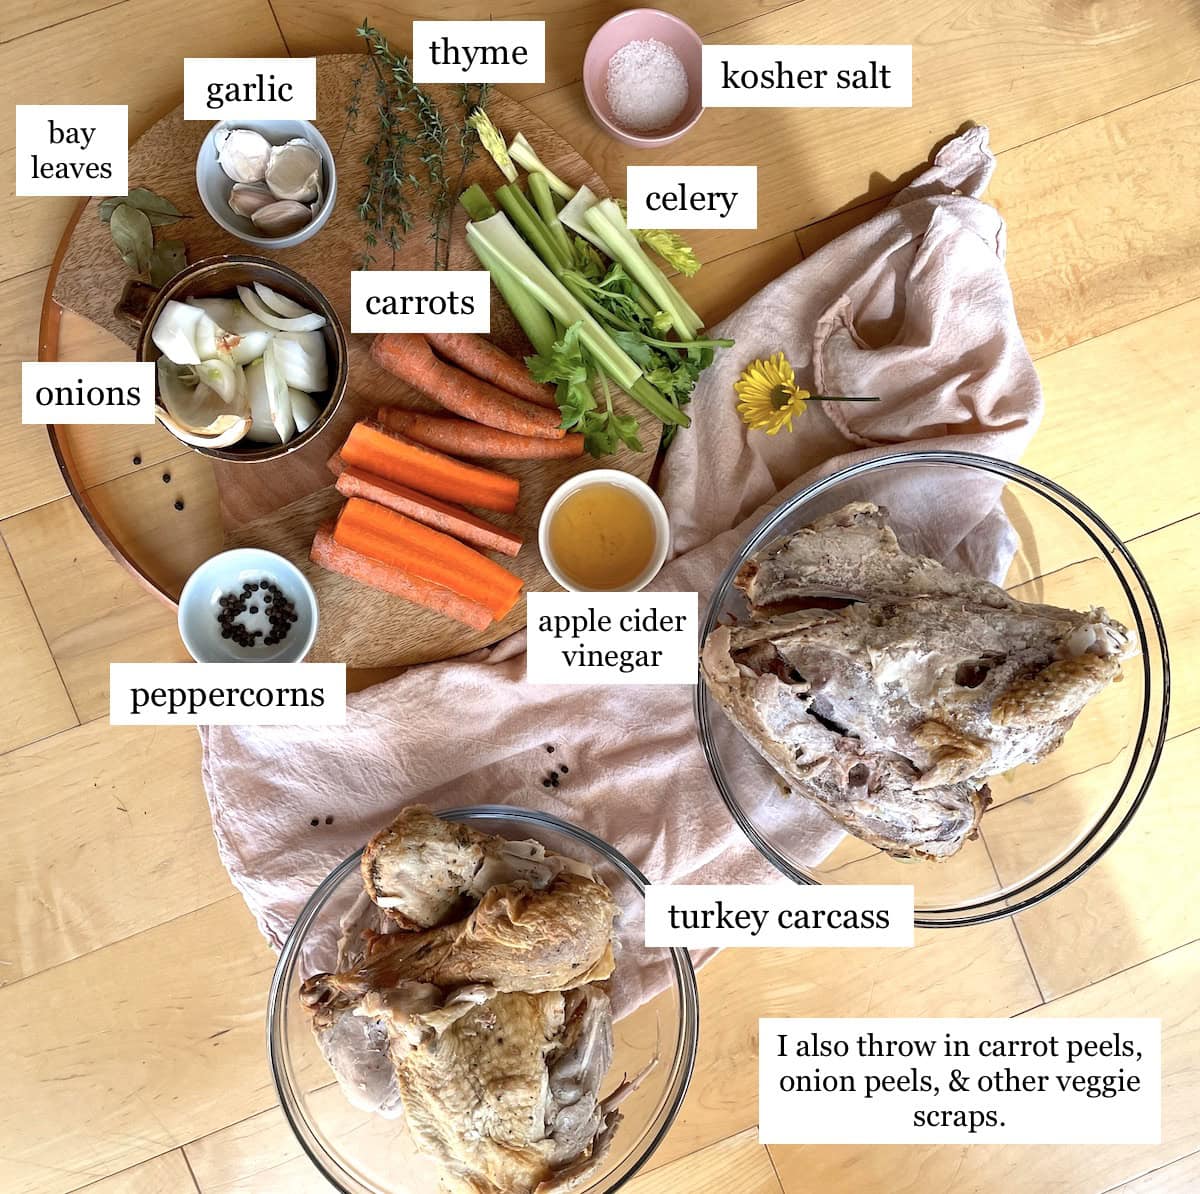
[178,548,318,663]
[196,119,337,250]
[538,469,670,592]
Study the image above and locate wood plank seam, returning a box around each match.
[0,0,130,47]
[1012,931,1200,1018]
[1102,1146,1200,1194]
[0,530,81,729]
[264,0,293,57]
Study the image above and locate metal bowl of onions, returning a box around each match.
[134,255,348,463]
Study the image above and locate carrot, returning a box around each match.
[340,421,520,515]
[334,464,523,558]
[374,408,584,461]
[311,524,494,630]
[334,498,523,620]
[372,334,565,440]
[424,332,558,409]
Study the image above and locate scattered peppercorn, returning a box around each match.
[174,499,184,511]
[559,764,569,774]
[310,817,319,827]
[132,454,141,465]
[162,471,171,483]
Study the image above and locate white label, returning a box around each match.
[413,21,545,84]
[526,592,697,685]
[350,270,491,334]
[14,105,127,196]
[183,58,317,120]
[703,45,913,108]
[759,1018,1160,1145]
[626,166,758,230]
[22,362,155,425]
[110,663,346,725]
[645,884,913,948]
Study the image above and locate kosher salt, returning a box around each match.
[605,39,689,132]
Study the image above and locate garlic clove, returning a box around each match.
[215,128,272,184]
[250,199,313,238]
[228,182,276,218]
[265,139,321,203]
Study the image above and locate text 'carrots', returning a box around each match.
[311,524,494,631]
[375,408,584,461]
[340,420,519,515]
[334,464,522,558]
[423,331,558,409]
[334,498,523,621]
[372,333,564,440]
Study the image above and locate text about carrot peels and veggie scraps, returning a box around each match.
[759,1018,1160,1145]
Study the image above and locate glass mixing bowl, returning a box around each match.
[696,451,1169,927]
[268,806,699,1193]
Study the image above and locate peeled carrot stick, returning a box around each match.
[424,332,558,409]
[334,464,523,558]
[374,408,584,461]
[340,421,520,515]
[372,334,565,439]
[335,498,523,619]
[311,524,493,631]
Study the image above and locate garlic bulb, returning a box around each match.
[250,200,313,237]
[228,183,275,218]
[215,128,272,184]
[265,139,321,203]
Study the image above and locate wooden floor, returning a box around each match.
[2,2,1198,1192]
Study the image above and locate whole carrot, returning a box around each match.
[375,408,584,461]
[310,523,494,631]
[424,332,558,409]
[372,334,564,440]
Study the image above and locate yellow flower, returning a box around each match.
[734,352,810,435]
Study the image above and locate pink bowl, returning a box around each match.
[583,9,704,148]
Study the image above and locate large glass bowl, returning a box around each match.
[696,451,1169,927]
[268,806,699,1193]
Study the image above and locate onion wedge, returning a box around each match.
[253,281,311,320]
[155,406,250,448]
[237,284,326,332]
[151,300,205,365]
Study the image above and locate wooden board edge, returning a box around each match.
[39,195,178,611]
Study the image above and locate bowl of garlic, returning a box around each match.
[136,255,347,462]
[196,119,336,249]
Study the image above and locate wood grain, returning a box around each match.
[62,1152,197,1194]
[0,535,76,751]
[1113,1151,1200,1194]
[768,940,1200,1194]
[0,895,277,1194]
[623,1128,783,1194]
[988,730,1200,1000]
[0,720,226,984]
[2,491,192,723]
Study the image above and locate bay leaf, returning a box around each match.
[100,187,183,226]
[149,239,188,287]
[109,203,153,275]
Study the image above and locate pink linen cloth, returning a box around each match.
[200,126,1042,1000]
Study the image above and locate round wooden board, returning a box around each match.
[45,54,660,668]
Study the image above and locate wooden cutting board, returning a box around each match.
[52,54,659,668]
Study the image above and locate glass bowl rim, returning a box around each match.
[267,803,701,1194]
[695,448,1171,928]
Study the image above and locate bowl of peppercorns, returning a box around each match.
[178,548,318,663]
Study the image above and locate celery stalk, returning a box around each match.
[465,214,643,391]
[585,199,704,340]
[509,133,576,200]
[467,231,556,356]
[529,172,573,264]
[496,184,570,273]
